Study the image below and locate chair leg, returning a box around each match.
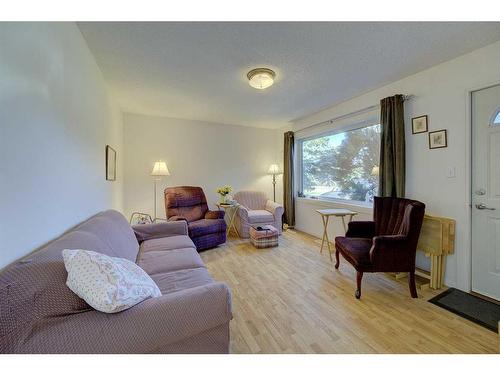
[408,271,418,298]
[355,271,363,299]
[334,249,340,269]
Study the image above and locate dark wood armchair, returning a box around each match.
[334,197,425,299]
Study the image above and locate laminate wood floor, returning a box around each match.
[200,229,500,353]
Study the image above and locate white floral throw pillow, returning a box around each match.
[62,249,161,313]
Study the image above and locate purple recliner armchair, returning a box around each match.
[165,186,226,251]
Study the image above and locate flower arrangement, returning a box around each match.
[216,185,233,203]
[216,185,232,196]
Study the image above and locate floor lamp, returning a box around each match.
[268,164,282,202]
[151,161,170,222]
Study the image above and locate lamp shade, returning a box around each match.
[151,161,170,176]
[268,164,282,175]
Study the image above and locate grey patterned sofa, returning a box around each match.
[0,210,232,353]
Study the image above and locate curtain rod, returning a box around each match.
[295,94,414,134]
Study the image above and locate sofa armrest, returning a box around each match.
[265,200,284,217]
[132,221,188,243]
[205,210,225,220]
[346,221,375,238]
[24,282,232,353]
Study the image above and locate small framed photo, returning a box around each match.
[105,145,116,181]
[429,130,447,149]
[412,115,428,134]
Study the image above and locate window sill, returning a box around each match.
[296,197,373,214]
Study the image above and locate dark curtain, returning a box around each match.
[283,131,295,227]
[379,94,406,198]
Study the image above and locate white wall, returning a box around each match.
[287,40,500,291]
[123,114,279,220]
[0,23,124,269]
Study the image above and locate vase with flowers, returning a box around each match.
[216,185,233,204]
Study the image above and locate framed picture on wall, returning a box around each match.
[411,115,428,134]
[429,130,447,149]
[106,145,116,181]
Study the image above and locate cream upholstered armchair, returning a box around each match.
[233,191,283,238]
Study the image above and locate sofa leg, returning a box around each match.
[334,250,340,269]
[409,271,418,298]
[355,271,363,299]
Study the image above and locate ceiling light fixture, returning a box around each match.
[247,68,276,90]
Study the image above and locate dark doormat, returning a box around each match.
[429,288,500,333]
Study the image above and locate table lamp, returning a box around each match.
[268,164,282,202]
[151,161,170,221]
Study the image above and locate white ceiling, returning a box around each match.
[78,22,500,129]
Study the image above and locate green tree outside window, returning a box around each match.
[302,124,380,202]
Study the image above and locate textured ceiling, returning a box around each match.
[78,22,500,129]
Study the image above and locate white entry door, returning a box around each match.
[471,84,500,301]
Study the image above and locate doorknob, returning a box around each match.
[475,203,496,210]
[475,189,486,196]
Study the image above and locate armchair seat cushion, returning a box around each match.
[188,219,226,238]
[247,210,274,224]
[335,237,373,268]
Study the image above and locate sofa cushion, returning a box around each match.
[151,267,214,295]
[137,247,205,275]
[335,237,373,268]
[75,210,139,262]
[139,235,196,253]
[188,219,226,238]
[247,209,274,224]
[63,249,161,313]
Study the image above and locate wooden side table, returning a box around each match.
[217,203,240,237]
[316,208,358,261]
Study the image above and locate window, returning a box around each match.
[299,123,381,204]
[492,108,500,126]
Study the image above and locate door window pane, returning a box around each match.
[493,109,500,125]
